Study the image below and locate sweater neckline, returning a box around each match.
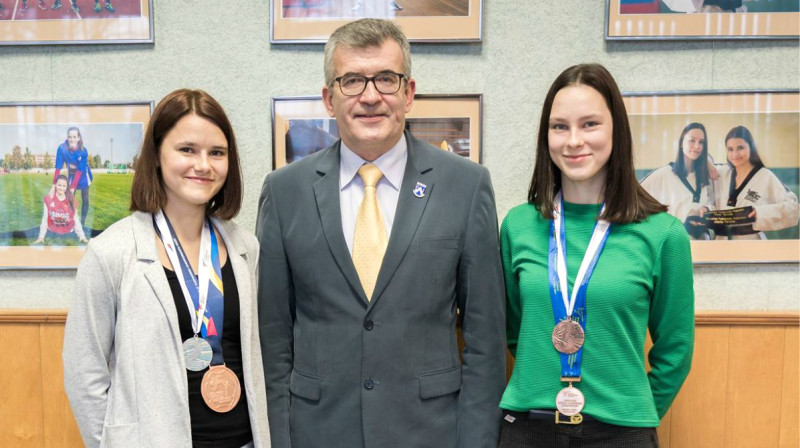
[562,201,603,219]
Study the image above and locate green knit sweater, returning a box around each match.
[499,202,694,427]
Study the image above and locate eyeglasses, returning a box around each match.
[334,72,406,96]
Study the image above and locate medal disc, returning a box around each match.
[183,336,213,372]
[555,385,585,416]
[552,319,585,354]
[201,364,242,413]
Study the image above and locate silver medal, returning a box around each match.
[555,384,585,416]
[183,336,213,372]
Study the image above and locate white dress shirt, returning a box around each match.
[340,136,408,254]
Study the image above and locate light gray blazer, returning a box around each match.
[63,211,270,448]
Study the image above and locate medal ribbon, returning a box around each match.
[154,211,226,365]
[549,192,611,378]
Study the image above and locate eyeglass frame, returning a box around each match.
[333,71,408,96]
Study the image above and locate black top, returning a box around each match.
[164,258,253,448]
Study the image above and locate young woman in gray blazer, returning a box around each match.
[63,89,270,448]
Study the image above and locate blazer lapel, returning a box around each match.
[133,212,183,352]
[313,143,369,304]
[369,132,434,308]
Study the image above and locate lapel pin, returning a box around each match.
[412,182,427,198]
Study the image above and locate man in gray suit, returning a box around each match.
[256,18,506,448]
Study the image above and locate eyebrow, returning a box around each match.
[549,114,603,122]
[175,141,229,150]
[340,69,398,77]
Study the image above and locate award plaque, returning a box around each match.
[704,206,756,229]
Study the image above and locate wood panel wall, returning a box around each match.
[1,310,797,448]
[659,313,799,448]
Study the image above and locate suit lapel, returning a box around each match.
[133,212,183,351]
[369,133,434,308]
[313,143,369,304]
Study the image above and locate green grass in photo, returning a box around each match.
[0,173,133,246]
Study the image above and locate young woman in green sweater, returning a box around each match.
[498,64,694,447]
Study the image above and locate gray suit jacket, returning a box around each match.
[63,211,270,448]
[256,132,506,448]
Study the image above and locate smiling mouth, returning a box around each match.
[564,154,590,162]
[186,177,213,183]
[355,113,386,121]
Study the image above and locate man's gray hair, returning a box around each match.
[324,18,412,87]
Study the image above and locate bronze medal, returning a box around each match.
[201,364,241,413]
[552,319,584,354]
[555,384,585,416]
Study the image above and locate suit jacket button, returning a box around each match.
[364,319,374,330]
[364,379,374,390]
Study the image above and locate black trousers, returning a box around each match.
[78,187,90,226]
[498,411,659,448]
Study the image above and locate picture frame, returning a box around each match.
[271,94,482,169]
[0,100,153,269]
[270,0,482,43]
[624,89,799,263]
[0,0,154,45]
[605,0,799,40]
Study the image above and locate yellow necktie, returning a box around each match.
[352,163,388,301]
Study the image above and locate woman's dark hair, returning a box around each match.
[55,174,77,213]
[130,89,242,219]
[725,125,765,170]
[672,122,710,188]
[66,126,85,151]
[527,63,666,223]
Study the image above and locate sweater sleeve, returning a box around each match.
[647,218,695,419]
[73,209,87,240]
[752,171,799,232]
[500,214,522,358]
[53,146,64,184]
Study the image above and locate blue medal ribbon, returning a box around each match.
[548,193,611,378]
[156,213,226,366]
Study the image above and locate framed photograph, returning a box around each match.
[270,0,482,43]
[0,0,154,45]
[626,89,799,263]
[0,101,152,269]
[271,94,482,169]
[606,0,799,40]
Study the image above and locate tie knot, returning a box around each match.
[358,163,383,188]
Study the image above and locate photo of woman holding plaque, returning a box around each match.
[708,125,799,240]
[63,89,270,448]
[498,64,694,447]
[640,122,717,240]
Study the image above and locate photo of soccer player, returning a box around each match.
[0,0,152,45]
[271,0,481,42]
[281,0,468,18]
[606,0,799,39]
[33,174,89,244]
[0,101,152,268]
[50,126,93,226]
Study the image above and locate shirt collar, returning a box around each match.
[340,135,407,191]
